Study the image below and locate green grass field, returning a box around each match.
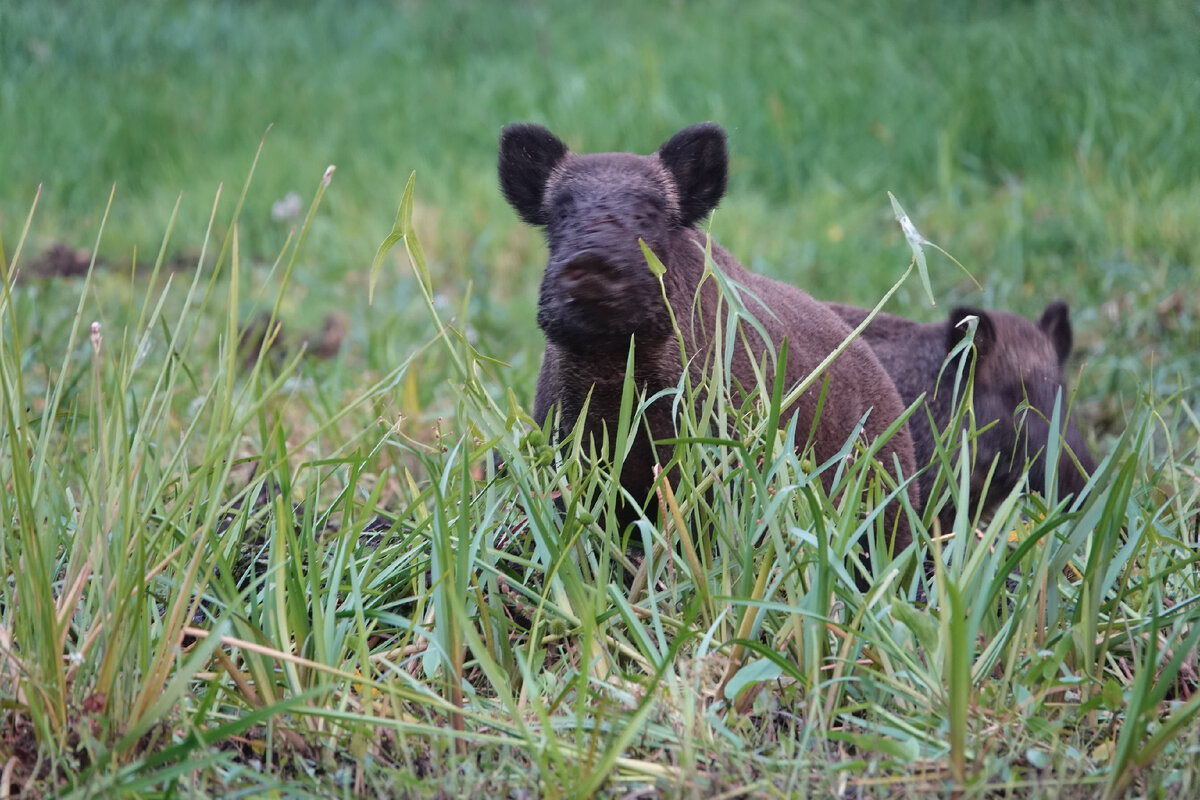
[2,1,1199,797]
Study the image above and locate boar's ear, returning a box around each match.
[657,123,728,227]
[1037,300,1073,365]
[947,307,996,362]
[498,124,568,226]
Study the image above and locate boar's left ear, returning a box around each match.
[1037,300,1073,365]
[947,307,996,362]
[499,123,569,226]
[657,123,728,227]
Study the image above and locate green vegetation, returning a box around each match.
[2,1,1198,797]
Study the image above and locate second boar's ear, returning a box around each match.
[498,124,568,226]
[657,123,728,227]
[947,307,996,362]
[1037,300,1073,365]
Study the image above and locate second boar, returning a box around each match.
[827,301,1095,521]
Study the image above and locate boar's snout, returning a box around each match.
[551,250,625,302]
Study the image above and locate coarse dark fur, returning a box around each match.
[827,301,1095,521]
[499,122,919,558]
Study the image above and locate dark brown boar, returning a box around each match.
[827,301,1095,521]
[499,122,919,562]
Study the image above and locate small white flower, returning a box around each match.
[271,191,303,222]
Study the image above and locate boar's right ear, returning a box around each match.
[947,307,996,362]
[1037,300,1073,365]
[657,123,728,227]
[498,124,568,226]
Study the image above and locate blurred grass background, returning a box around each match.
[4,1,1195,419]
[3,0,1198,447]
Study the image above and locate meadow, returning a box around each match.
[1,1,1199,797]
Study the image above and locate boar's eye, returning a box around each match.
[635,192,666,216]
[550,186,575,208]
[547,190,577,222]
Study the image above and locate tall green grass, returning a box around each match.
[2,161,1197,796]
